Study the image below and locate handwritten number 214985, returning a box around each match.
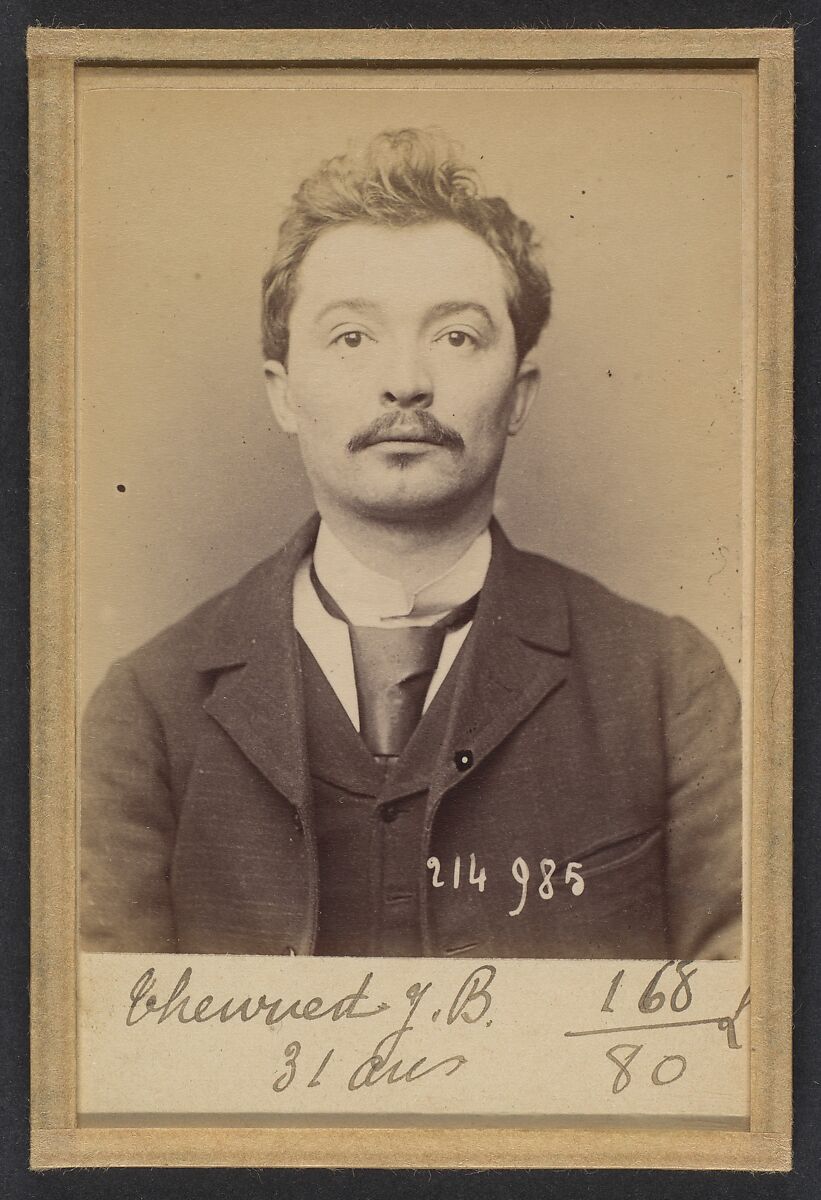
[425,855,584,917]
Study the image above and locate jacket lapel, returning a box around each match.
[195,514,320,812]
[423,519,571,806]
[195,514,570,814]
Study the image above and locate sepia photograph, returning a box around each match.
[28,27,792,1169]
[78,78,743,963]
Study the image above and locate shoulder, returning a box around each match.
[90,551,284,715]
[136,559,274,668]
[111,515,320,690]
[514,544,666,634]
[515,545,730,676]
[513,549,740,752]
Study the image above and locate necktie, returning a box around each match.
[309,563,478,760]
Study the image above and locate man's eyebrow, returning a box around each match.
[426,301,497,328]
[314,298,380,323]
[313,298,499,327]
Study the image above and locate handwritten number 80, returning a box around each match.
[606,1044,687,1094]
[509,858,584,917]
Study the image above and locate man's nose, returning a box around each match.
[380,349,433,409]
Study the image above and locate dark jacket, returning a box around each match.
[80,516,742,959]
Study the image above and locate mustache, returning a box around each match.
[347,412,465,454]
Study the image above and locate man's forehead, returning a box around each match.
[293,220,512,314]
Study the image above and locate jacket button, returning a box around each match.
[454,750,473,771]
[381,802,401,823]
[292,811,303,831]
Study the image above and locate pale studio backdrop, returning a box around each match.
[76,69,747,710]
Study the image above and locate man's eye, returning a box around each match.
[333,330,366,349]
[439,330,476,348]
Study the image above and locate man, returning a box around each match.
[81,128,741,959]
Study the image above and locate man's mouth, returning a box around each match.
[347,416,465,454]
[369,430,437,444]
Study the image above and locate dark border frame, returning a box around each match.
[4,1,819,1196]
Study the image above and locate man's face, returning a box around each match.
[264,220,540,524]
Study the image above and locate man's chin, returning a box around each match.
[348,481,467,523]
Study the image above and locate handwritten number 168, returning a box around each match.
[601,960,697,1015]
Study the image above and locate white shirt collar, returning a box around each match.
[312,520,492,627]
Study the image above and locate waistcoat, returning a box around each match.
[298,634,464,956]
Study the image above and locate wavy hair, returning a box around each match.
[261,128,552,364]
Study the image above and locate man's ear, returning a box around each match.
[263,360,298,434]
[507,359,541,436]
